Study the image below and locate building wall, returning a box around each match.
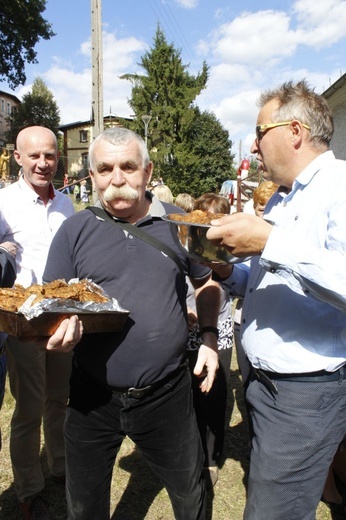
[62,125,91,177]
[329,100,346,161]
[323,75,346,161]
[0,92,20,147]
[60,118,125,177]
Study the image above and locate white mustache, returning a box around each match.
[103,185,139,202]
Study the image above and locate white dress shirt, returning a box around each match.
[0,176,74,287]
[224,150,346,373]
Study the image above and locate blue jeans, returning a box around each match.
[65,363,206,520]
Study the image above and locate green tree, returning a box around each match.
[0,0,55,89]
[120,28,204,174]
[164,107,235,197]
[8,77,60,142]
[121,26,234,197]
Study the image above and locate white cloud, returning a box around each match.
[205,63,261,94]
[211,90,259,136]
[175,0,198,8]
[294,0,346,49]
[35,30,147,124]
[43,67,93,123]
[205,10,298,65]
[293,0,346,47]
[199,1,346,70]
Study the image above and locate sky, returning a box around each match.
[3,0,346,161]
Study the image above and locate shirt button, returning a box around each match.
[129,235,134,240]
[270,268,276,273]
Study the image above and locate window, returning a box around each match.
[1,99,4,112]
[7,102,11,115]
[82,154,88,169]
[79,130,88,143]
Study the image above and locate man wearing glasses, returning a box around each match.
[207,80,346,519]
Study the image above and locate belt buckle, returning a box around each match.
[127,385,152,399]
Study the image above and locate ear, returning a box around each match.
[13,150,22,167]
[290,120,305,138]
[289,121,305,148]
[145,161,153,186]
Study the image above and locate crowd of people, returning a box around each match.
[0,78,345,520]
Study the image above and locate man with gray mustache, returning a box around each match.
[43,127,220,520]
[103,183,138,201]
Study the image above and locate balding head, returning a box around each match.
[14,126,59,201]
[16,126,57,153]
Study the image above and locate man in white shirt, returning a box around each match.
[0,126,75,520]
[207,80,346,520]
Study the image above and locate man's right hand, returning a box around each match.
[206,213,272,257]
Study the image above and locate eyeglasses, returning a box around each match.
[255,121,311,141]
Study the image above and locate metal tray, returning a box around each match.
[0,309,130,337]
[162,214,249,264]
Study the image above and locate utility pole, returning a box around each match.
[91,0,103,140]
[237,140,242,212]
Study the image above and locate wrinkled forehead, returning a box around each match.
[92,139,144,167]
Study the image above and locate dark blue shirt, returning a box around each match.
[43,196,210,387]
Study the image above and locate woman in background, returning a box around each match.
[175,193,195,213]
[180,193,233,488]
[152,184,174,204]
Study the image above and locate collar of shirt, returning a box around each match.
[146,190,168,217]
[18,175,55,204]
[292,150,335,190]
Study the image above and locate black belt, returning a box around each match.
[253,366,346,395]
[110,359,188,399]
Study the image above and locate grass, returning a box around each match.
[0,354,335,520]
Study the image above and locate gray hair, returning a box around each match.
[258,80,334,148]
[88,127,150,171]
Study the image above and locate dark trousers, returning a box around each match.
[188,347,232,467]
[244,376,346,520]
[0,351,5,408]
[65,364,206,520]
[0,351,6,450]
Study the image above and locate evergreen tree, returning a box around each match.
[0,0,55,88]
[8,77,60,143]
[167,108,236,197]
[121,26,234,197]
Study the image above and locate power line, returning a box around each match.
[145,0,199,75]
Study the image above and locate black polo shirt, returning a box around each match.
[43,195,210,388]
